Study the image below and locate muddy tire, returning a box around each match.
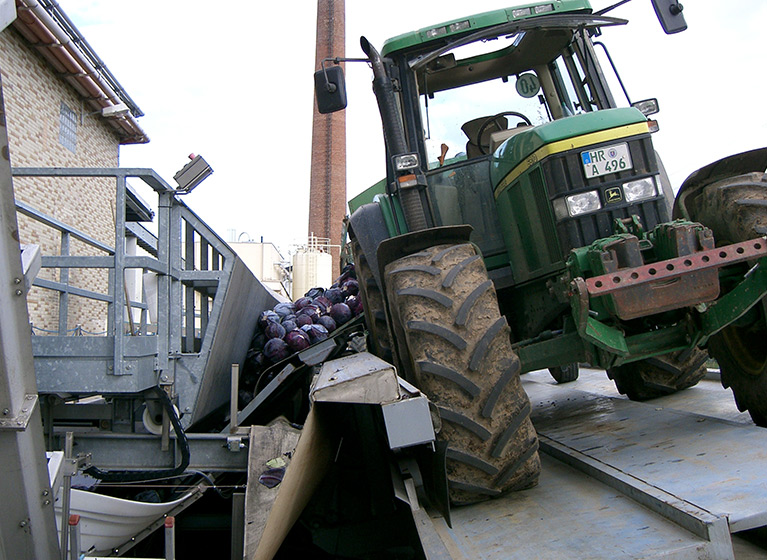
[607,348,708,401]
[549,363,579,384]
[384,243,540,504]
[350,237,394,364]
[686,172,767,426]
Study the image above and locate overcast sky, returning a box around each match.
[59,1,767,253]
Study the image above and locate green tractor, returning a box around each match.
[315,0,767,504]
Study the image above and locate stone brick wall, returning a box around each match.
[0,27,122,335]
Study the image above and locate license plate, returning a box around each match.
[581,143,633,178]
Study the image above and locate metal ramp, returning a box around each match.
[418,453,731,559]
[416,370,767,559]
[526,376,767,534]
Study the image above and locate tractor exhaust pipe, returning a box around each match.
[360,36,408,156]
[360,37,428,231]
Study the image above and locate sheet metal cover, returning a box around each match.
[312,352,401,404]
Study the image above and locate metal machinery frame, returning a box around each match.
[11,165,281,473]
[0,71,61,560]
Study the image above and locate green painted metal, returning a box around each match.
[516,331,588,373]
[374,193,408,237]
[490,108,648,188]
[348,177,387,215]
[494,164,563,284]
[521,254,767,374]
[516,316,698,373]
[698,258,767,345]
[381,0,592,57]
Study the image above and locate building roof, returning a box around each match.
[12,0,149,144]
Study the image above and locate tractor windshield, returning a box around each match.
[413,26,607,165]
[406,22,620,262]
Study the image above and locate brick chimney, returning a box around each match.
[309,0,346,275]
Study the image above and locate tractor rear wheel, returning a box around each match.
[350,236,394,364]
[606,348,708,401]
[384,243,540,504]
[686,172,767,426]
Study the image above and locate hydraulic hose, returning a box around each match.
[84,387,190,482]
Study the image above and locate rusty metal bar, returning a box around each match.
[586,237,767,297]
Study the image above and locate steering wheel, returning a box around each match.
[476,111,533,154]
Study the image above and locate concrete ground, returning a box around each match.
[523,367,767,559]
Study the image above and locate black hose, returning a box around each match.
[84,387,191,482]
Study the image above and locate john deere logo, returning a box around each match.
[605,186,623,204]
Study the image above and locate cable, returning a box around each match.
[84,387,190,482]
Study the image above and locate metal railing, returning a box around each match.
[11,167,259,426]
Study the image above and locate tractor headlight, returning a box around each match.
[393,153,420,171]
[623,177,657,203]
[533,3,555,14]
[554,190,602,219]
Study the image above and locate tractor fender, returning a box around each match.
[348,202,392,291]
[673,147,767,220]
[349,200,473,290]
[376,225,473,284]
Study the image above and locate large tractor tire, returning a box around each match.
[607,348,708,401]
[350,237,394,364]
[686,172,767,426]
[384,243,540,504]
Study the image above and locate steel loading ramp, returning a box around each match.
[418,453,731,560]
[525,374,767,535]
[417,369,767,559]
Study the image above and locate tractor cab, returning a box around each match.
[379,9,665,279]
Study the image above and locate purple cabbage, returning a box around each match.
[258,310,280,331]
[284,329,310,352]
[346,295,363,316]
[334,264,356,286]
[317,315,337,333]
[342,279,359,297]
[273,302,295,319]
[281,319,298,333]
[301,323,329,344]
[250,331,267,352]
[265,321,286,340]
[295,314,313,328]
[312,296,332,314]
[294,297,313,310]
[324,287,344,304]
[304,287,325,299]
[329,302,352,325]
[263,338,290,363]
[297,305,321,323]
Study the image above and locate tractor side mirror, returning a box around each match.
[314,65,347,114]
[651,0,687,34]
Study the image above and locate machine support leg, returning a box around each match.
[67,515,81,560]
[230,363,239,434]
[164,516,176,560]
[59,432,74,560]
